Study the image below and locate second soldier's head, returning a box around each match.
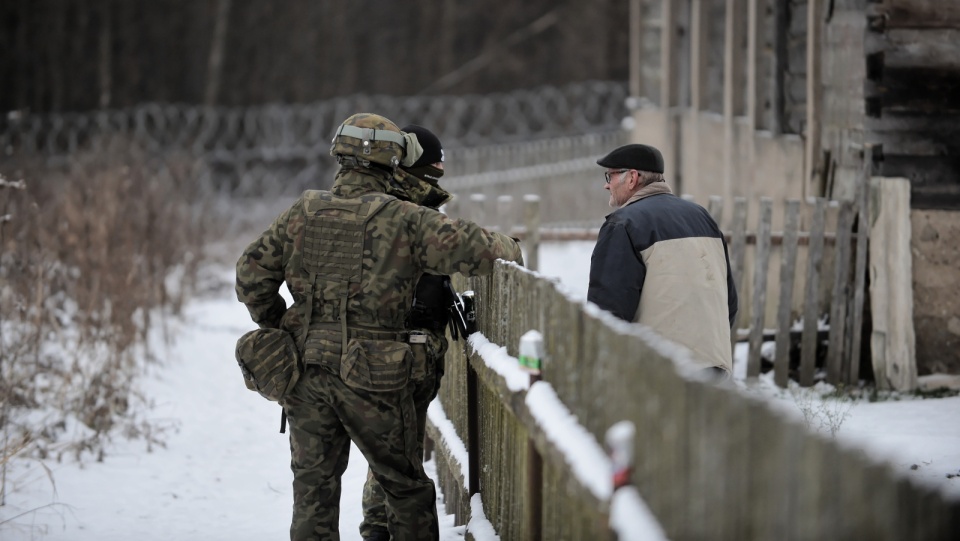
[393,124,452,210]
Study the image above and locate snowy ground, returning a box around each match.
[2,240,959,540]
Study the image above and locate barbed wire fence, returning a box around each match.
[1,81,629,206]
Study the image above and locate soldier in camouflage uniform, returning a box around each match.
[236,113,522,541]
[359,124,454,541]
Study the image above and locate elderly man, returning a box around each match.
[587,143,738,375]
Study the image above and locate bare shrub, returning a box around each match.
[0,140,220,499]
[788,383,855,437]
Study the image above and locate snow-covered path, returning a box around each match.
[2,281,460,540]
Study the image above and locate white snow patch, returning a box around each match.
[526,382,612,500]
[467,333,530,392]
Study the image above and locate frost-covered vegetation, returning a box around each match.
[0,143,223,499]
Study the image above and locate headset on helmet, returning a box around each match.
[330,113,423,170]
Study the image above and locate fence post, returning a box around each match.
[467,315,481,497]
[519,330,544,541]
[868,177,917,391]
[799,197,827,386]
[773,199,800,387]
[606,420,637,539]
[747,197,773,378]
[729,197,749,349]
[524,194,541,272]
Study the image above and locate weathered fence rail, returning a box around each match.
[428,262,960,540]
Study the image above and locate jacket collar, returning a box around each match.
[620,181,673,208]
[331,166,393,197]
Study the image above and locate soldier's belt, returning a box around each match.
[308,322,428,344]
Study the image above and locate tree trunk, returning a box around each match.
[205,0,231,106]
[98,1,112,109]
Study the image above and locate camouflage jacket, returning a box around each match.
[236,166,522,347]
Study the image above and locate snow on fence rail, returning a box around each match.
[427,261,959,540]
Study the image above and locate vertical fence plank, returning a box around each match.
[800,198,827,386]
[773,199,800,387]
[684,378,706,539]
[659,359,688,537]
[707,194,724,225]
[747,197,773,378]
[728,197,749,348]
[826,202,853,385]
[846,159,871,384]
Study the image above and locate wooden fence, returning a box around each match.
[716,187,869,389]
[426,262,960,540]
[447,183,877,390]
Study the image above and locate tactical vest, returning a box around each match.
[298,190,405,367]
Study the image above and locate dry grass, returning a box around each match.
[0,140,222,502]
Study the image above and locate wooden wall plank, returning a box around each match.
[871,0,960,29]
[876,28,960,70]
[880,154,960,189]
[871,67,960,114]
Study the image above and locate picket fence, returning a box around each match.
[425,262,959,540]
[444,139,875,389]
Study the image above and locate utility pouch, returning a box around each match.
[340,339,413,392]
[235,328,302,402]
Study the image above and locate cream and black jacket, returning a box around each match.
[587,183,738,371]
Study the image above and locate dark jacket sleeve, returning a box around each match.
[587,221,646,321]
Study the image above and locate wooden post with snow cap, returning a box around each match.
[606,420,637,541]
[605,421,636,491]
[523,194,541,272]
[519,330,544,541]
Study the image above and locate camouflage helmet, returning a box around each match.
[330,113,423,170]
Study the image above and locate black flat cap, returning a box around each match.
[596,144,664,173]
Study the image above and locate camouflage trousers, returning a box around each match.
[360,333,447,540]
[283,361,439,541]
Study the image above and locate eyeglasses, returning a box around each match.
[604,169,630,184]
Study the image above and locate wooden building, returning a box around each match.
[625,0,960,376]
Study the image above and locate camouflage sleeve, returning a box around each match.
[235,200,300,328]
[414,206,523,275]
